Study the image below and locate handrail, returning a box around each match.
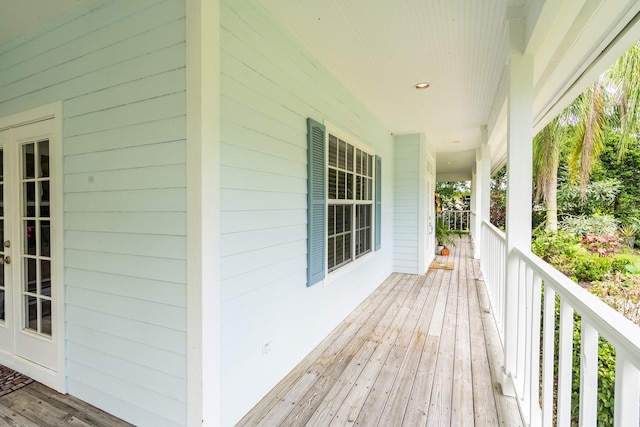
[479,218,640,426]
[513,246,640,368]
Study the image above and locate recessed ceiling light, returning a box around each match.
[452,140,461,144]
[414,82,430,89]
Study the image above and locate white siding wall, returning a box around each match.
[393,134,421,273]
[220,0,394,424]
[0,1,188,426]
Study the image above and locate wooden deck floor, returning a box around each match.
[0,381,133,427]
[238,236,523,426]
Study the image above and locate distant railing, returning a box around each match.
[438,210,471,232]
[480,220,640,427]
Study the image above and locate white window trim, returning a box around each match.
[323,121,376,285]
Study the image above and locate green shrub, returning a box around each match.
[532,231,580,262]
[560,214,619,237]
[562,253,629,282]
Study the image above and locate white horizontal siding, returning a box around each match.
[220,0,395,424]
[0,0,187,425]
[394,135,421,273]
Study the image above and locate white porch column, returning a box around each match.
[187,0,221,425]
[473,131,491,259]
[502,16,533,396]
[470,167,477,238]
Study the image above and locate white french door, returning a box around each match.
[0,116,61,388]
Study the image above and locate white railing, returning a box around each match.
[438,210,471,232]
[480,220,640,427]
[480,221,506,343]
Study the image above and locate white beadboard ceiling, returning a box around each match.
[256,0,518,180]
[257,0,640,180]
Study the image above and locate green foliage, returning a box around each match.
[531,231,580,262]
[557,179,621,216]
[560,214,619,237]
[435,220,455,247]
[564,253,628,282]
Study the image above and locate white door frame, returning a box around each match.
[0,102,64,392]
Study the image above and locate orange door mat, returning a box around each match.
[429,261,454,270]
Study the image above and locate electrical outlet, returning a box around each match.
[262,341,272,355]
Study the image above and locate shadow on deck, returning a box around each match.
[238,236,523,426]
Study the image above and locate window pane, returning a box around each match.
[38,140,50,178]
[25,257,37,293]
[329,135,337,167]
[23,144,35,179]
[41,221,50,257]
[328,236,335,270]
[24,182,35,217]
[328,168,337,199]
[346,144,354,172]
[346,172,353,199]
[0,289,4,322]
[41,299,51,336]
[25,220,36,255]
[25,295,37,331]
[367,178,373,200]
[328,206,335,236]
[356,149,362,174]
[368,154,373,177]
[335,206,344,234]
[41,260,51,297]
[338,139,346,169]
[338,171,346,199]
[40,181,50,217]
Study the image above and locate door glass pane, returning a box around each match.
[23,143,35,179]
[24,182,35,217]
[41,299,51,336]
[24,220,36,255]
[41,260,51,297]
[39,181,50,217]
[25,296,37,332]
[25,258,36,293]
[0,289,4,322]
[41,221,50,257]
[38,141,49,178]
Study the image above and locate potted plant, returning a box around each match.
[435,221,455,255]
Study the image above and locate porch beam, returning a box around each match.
[502,16,534,397]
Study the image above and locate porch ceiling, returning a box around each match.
[258,0,640,180]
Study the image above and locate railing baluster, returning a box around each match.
[557,299,574,426]
[613,353,640,427]
[530,273,543,427]
[541,286,555,426]
[579,319,598,427]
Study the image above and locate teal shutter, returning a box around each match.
[307,118,326,286]
[374,155,382,251]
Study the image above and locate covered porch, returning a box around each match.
[239,236,522,426]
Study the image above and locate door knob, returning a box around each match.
[0,256,9,265]
[3,240,9,248]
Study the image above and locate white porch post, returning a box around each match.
[187,0,221,425]
[473,132,491,259]
[470,167,477,238]
[502,16,533,396]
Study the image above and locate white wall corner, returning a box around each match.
[186,0,221,425]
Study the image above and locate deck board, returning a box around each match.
[0,382,132,427]
[238,236,523,426]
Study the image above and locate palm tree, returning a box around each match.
[533,116,562,231]
[533,41,640,232]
